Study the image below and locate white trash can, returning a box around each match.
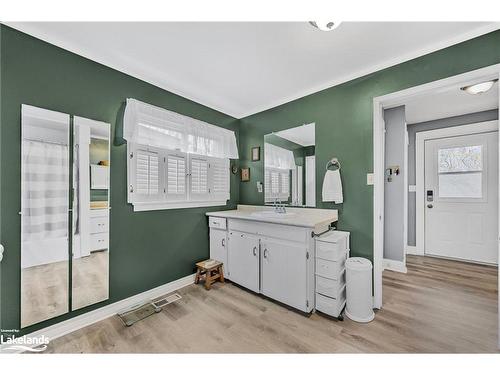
[345,257,375,323]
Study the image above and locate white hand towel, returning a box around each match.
[322,169,343,203]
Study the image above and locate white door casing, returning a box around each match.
[424,131,498,264]
[227,231,260,293]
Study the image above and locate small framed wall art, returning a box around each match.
[241,167,250,182]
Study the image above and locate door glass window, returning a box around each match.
[438,145,483,198]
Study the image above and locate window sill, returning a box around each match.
[131,200,229,212]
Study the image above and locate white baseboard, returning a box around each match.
[406,245,424,256]
[1,273,195,353]
[383,258,408,273]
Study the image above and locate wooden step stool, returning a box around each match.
[195,259,224,290]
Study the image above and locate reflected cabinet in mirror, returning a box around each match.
[21,105,110,328]
[264,123,316,207]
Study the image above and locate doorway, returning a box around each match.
[373,63,500,348]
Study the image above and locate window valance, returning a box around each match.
[264,142,296,170]
[123,98,239,159]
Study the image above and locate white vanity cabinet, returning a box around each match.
[207,207,338,314]
[225,219,314,313]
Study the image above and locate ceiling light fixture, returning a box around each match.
[460,79,498,95]
[309,21,340,32]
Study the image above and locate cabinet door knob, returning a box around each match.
[222,238,225,247]
[253,246,257,256]
[263,248,268,258]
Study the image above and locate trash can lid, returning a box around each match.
[346,257,372,270]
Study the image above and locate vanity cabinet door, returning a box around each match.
[261,237,308,311]
[209,228,227,269]
[227,231,260,293]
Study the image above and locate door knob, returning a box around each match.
[427,204,433,208]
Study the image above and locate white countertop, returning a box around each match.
[206,205,338,232]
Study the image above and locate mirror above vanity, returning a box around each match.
[264,123,315,207]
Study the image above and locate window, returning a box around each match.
[124,99,237,211]
[438,145,484,199]
[265,167,290,202]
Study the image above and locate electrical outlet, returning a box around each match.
[367,173,374,185]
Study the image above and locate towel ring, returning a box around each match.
[326,158,341,171]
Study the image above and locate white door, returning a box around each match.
[424,131,498,264]
[227,231,260,292]
[305,156,315,207]
[209,228,227,269]
[260,236,307,311]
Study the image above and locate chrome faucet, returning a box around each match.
[273,199,286,214]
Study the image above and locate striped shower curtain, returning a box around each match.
[22,140,69,242]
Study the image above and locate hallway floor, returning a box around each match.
[44,255,498,353]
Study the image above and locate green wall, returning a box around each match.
[0,25,240,335]
[239,30,500,261]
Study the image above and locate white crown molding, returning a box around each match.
[4,22,500,119]
[0,273,195,353]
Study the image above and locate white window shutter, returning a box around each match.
[166,152,187,201]
[209,157,230,201]
[281,171,290,198]
[131,147,162,202]
[190,156,209,200]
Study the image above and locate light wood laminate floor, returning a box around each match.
[22,251,108,327]
[44,255,498,353]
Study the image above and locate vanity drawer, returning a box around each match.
[315,231,349,261]
[90,232,108,251]
[315,273,345,299]
[90,216,108,234]
[316,240,347,261]
[209,216,227,230]
[315,288,346,317]
[315,253,347,280]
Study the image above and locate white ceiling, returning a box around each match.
[274,123,315,146]
[405,81,498,124]
[7,22,500,118]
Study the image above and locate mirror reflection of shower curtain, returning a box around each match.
[22,140,69,268]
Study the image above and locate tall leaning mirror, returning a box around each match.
[21,105,71,328]
[264,123,316,207]
[72,117,110,311]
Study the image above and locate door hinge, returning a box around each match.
[306,251,309,260]
[306,300,309,308]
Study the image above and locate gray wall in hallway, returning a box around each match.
[407,109,498,246]
[384,106,406,262]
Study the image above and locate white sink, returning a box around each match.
[250,211,296,219]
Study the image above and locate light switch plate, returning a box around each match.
[367,173,374,185]
[257,181,263,193]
